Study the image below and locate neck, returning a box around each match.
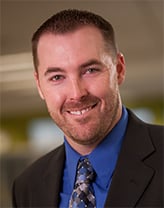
[67,139,101,156]
[66,106,123,156]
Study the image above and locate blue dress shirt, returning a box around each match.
[59,107,128,208]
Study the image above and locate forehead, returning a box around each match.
[37,26,108,69]
[38,26,105,51]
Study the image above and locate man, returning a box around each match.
[12,9,163,207]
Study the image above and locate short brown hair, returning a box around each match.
[32,9,118,71]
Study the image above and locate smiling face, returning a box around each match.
[35,26,125,154]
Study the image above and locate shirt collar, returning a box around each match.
[64,106,128,190]
[64,138,81,191]
[89,106,128,188]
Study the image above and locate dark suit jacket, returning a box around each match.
[12,110,163,207]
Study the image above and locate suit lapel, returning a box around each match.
[41,145,65,207]
[105,110,155,207]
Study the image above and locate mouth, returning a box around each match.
[67,103,97,116]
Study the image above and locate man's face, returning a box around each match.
[35,26,125,150]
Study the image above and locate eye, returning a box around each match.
[86,68,98,74]
[50,75,64,81]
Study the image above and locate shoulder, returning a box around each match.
[12,144,65,207]
[127,108,163,147]
[145,122,163,149]
[15,144,65,183]
[146,122,164,136]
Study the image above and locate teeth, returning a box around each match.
[70,111,82,115]
[70,107,92,115]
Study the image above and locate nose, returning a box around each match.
[69,79,88,100]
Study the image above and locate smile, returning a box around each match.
[68,104,97,116]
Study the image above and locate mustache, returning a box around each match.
[62,95,100,111]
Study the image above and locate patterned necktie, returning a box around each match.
[69,158,96,208]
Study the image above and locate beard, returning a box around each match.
[47,88,121,147]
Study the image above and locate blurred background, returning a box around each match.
[0,0,163,207]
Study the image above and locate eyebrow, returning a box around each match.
[44,59,103,76]
[79,59,103,69]
[44,67,65,76]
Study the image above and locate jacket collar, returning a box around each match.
[42,145,65,207]
[105,109,155,207]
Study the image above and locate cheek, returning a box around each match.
[42,87,65,111]
[90,77,111,98]
[94,77,118,108]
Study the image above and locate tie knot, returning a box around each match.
[76,158,96,185]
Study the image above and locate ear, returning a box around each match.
[34,72,45,100]
[116,53,126,85]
